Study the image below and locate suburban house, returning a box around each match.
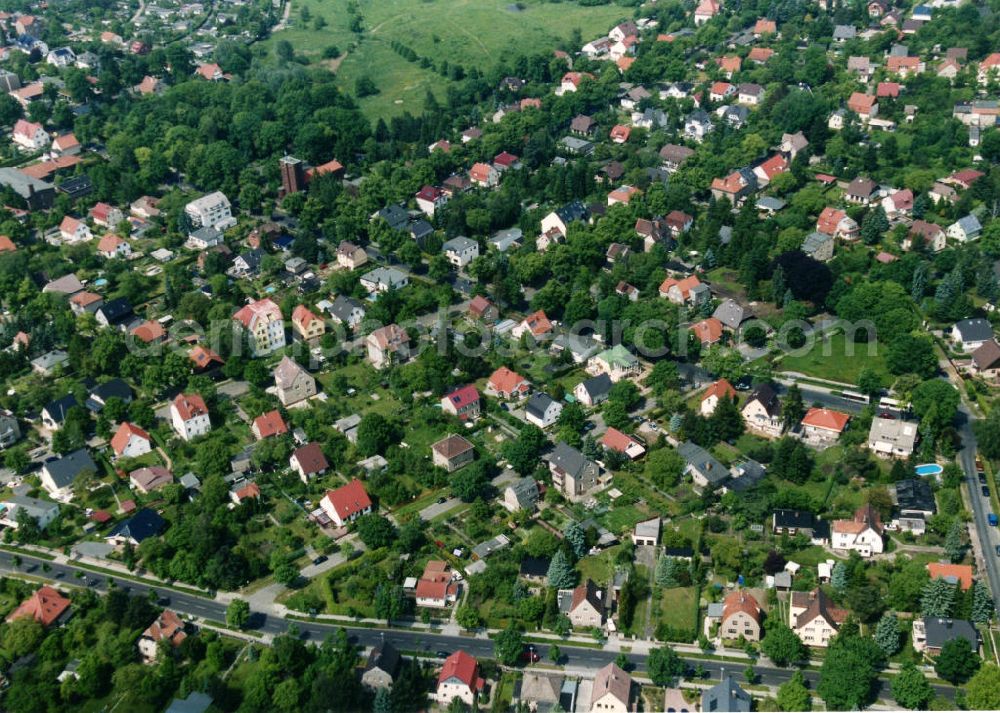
[800,408,849,446]
[772,510,828,543]
[845,176,879,204]
[468,295,499,322]
[129,466,173,494]
[575,373,613,407]
[690,318,724,346]
[106,508,166,547]
[560,579,605,628]
[434,651,484,707]
[362,642,401,690]
[741,384,783,437]
[913,617,980,656]
[0,408,17,448]
[694,0,721,23]
[701,379,737,416]
[790,588,847,647]
[431,434,476,472]
[801,232,834,262]
[831,504,884,557]
[59,216,91,243]
[720,590,763,642]
[586,344,640,382]
[170,393,211,442]
[40,449,96,500]
[360,266,408,294]
[233,298,286,356]
[291,305,325,342]
[600,427,646,460]
[415,560,461,608]
[590,663,631,713]
[547,441,599,497]
[972,340,1000,380]
[713,299,752,332]
[367,324,411,369]
[415,185,447,217]
[252,410,288,440]
[0,495,58,531]
[503,477,540,513]
[138,610,187,661]
[184,191,235,231]
[97,233,132,260]
[816,207,859,239]
[525,392,563,428]
[6,586,71,627]
[486,367,530,399]
[441,385,481,421]
[442,236,479,267]
[905,220,946,252]
[327,295,366,331]
[892,478,937,535]
[110,422,152,459]
[274,356,317,406]
[659,275,709,305]
[868,416,919,458]
[948,214,982,242]
[320,479,373,527]
[12,119,49,150]
[678,441,729,491]
[336,241,368,270]
[42,394,78,431]
[954,318,993,352]
[701,676,751,713]
[710,168,757,204]
[289,442,329,483]
[847,92,878,120]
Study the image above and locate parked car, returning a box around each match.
[520,648,540,663]
[983,485,991,498]
[312,556,328,566]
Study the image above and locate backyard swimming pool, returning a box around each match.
[915,463,943,477]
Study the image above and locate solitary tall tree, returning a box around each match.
[874,611,901,657]
[546,550,577,589]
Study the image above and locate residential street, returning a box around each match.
[0,549,960,703]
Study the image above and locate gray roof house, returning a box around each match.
[954,317,994,351]
[677,441,729,491]
[547,441,600,497]
[833,24,857,41]
[575,373,613,406]
[503,477,540,512]
[40,449,97,498]
[916,617,979,655]
[0,495,59,529]
[701,675,752,712]
[525,392,563,428]
[801,231,834,262]
[712,299,751,330]
[948,214,982,242]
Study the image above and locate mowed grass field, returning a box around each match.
[267,0,629,117]
[776,331,889,386]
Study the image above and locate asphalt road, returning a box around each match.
[957,405,1000,610]
[0,550,959,702]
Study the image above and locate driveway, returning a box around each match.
[418,469,520,521]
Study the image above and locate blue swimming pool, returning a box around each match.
[915,463,943,477]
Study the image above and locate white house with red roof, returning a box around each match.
[6,586,71,628]
[659,275,707,305]
[752,154,788,187]
[441,385,481,421]
[251,410,288,440]
[486,366,531,399]
[558,72,592,95]
[233,298,286,356]
[512,310,553,340]
[110,422,152,459]
[600,427,646,459]
[469,162,499,188]
[170,393,211,441]
[831,504,884,557]
[882,188,914,218]
[59,216,91,244]
[12,119,49,151]
[415,560,461,608]
[801,407,850,446]
[694,0,721,24]
[979,52,1000,84]
[320,478,373,527]
[90,202,123,229]
[96,234,130,259]
[434,651,484,706]
[701,379,736,416]
[415,185,447,217]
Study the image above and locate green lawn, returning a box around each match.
[263,0,629,118]
[776,331,888,386]
[657,586,698,634]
